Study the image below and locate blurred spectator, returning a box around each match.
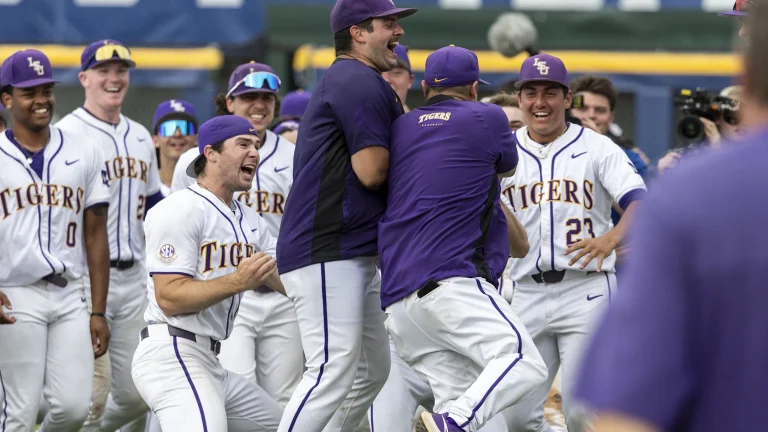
[271,89,312,144]
[486,92,526,131]
[152,99,199,196]
[718,0,751,42]
[499,78,518,94]
[382,44,414,112]
[657,85,744,175]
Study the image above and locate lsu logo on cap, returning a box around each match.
[27,57,45,76]
[169,100,185,112]
[158,244,177,263]
[533,58,549,76]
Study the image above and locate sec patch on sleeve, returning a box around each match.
[158,244,177,263]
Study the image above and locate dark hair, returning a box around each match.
[213,92,281,117]
[334,19,374,56]
[0,85,12,100]
[487,93,520,108]
[193,141,225,177]
[519,82,569,98]
[499,79,518,95]
[746,0,768,106]
[424,84,473,100]
[569,75,618,112]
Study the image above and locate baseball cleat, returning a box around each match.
[420,412,466,432]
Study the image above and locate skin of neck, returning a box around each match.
[197,173,234,206]
[528,122,567,145]
[339,48,380,73]
[12,124,51,151]
[83,98,121,125]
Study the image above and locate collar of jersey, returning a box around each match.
[77,106,126,134]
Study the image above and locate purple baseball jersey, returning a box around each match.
[276,58,403,273]
[378,96,518,309]
[574,127,768,431]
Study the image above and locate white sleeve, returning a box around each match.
[171,149,197,193]
[84,138,110,208]
[596,136,647,203]
[144,195,202,276]
[145,133,162,196]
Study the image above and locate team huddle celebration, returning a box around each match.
[0,0,765,431]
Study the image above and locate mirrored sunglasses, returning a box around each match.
[93,44,132,62]
[158,119,196,137]
[226,72,281,97]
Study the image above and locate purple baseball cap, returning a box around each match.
[514,54,569,90]
[394,44,411,72]
[272,117,301,135]
[226,62,281,98]
[280,90,312,118]
[0,49,60,89]
[424,45,489,88]
[330,0,418,33]
[718,0,751,17]
[186,115,260,178]
[81,39,136,71]
[152,99,198,133]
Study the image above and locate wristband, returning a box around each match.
[91,312,106,317]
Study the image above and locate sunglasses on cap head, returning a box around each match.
[226,72,281,98]
[92,44,132,63]
[157,119,196,137]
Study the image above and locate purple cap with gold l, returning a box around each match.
[81,39,136,71]
[394,44,411,72]
[186,115,260,178]
[330,0,417,33]
[424,45,488,88]
[514,54,569,90]
[226,62,281,98]
[1,49,60,89]
[153,99,198,132]
[719,0,751,17]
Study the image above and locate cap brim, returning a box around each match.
[12,78,60,89]
[717,10,747,16]
[230,87,278,97]
[372,7,418,20]
[186,154,203,178]
[479,79,490,85]
[86,58,137,71]
[514,78,569,90]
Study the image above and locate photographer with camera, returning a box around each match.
[658,86,743,174]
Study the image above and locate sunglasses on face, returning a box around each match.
[157,119,196,137]
[226,72,281,98]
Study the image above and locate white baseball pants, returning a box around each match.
[218,290,304,406]
[0,279,93,432]
[131,323,283,431]
[277,257,391,432]
[502,271,615,432]
[385,276,548,432]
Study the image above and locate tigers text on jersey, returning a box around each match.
[56,107,161,262]
[0,127,110,286]
[501,125,646,281]
[143,183,277,341]
[173,130,293,237]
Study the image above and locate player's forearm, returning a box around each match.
[606,201,640,247]
[84,205,110,314]
[501,200,529,258]
[155,273,244,316]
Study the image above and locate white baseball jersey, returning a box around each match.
[501,125,646,281]
[143,182,277,341]
[56,108,162,262]
[0,126,110,286]
[172,129,294,237]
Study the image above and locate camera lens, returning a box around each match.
[677,116,704,142]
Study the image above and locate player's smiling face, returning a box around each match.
[227,92,276,135]
[81,61,129,111]
[518,83,572,141]
[4,84,55,132]
[360,17,404,73]
[218,134,260,191]
[572,91,613,135]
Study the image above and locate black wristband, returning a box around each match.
[91,312,106,317]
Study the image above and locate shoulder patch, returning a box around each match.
[158,244,177,263]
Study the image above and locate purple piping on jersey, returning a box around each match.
[149,271,195,277]
[254,136,280,216]
[369,406,374,432]
[459,279,524,428]
[549,127,584,271]
[187,187,240,337]
[46,130,67,273]
[514,135,544,274]
[173,336,208,432]
[604,272,612,304]
[121,123,135,261]
[288,262,330,432]
[0,145,57,274]
[1,366,8,432]
[73,112,123,261]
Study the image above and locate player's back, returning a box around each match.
[379,98,515,308]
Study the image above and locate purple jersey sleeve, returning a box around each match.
[330,71,399,156]
[574,179,694,430]
[483,104,518,174]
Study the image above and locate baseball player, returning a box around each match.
[719,0,751,41]
[172,63,303,407]
[383,43,415,112]
[152,99,198,197]
[131,115,284,431]
[499,54,646,432]
[271,89,312,144]
[378,45,547,432]
[276,0,415,430]
[0,49,111,430]
[56,39,163,432]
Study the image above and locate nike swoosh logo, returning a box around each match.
[274,166,289,173]
[137,138,146,142]
[251,229,258,232]
[587,294,604,301]
[434,78,448,83]
[571,152,587,159]
[65,160,79,166]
